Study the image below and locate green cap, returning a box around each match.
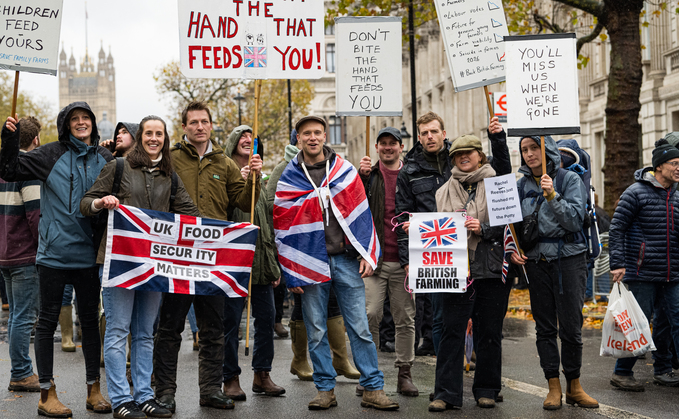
[449,134,483,156]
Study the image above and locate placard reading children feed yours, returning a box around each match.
[409,212,468,293]
[505,33,580,137]
[178,0,325,79]
[0,0,64,75]
[335,16,402,116]
[434,0,509,92]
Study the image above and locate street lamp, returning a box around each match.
[234,91,245,125]
[400,121,412,151]
[214,125,225,147]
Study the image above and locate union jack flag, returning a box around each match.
[419,217,457,249]
[244,46,267,68]
[274,154,380,288]
[502,225,519,283]
[102,205,258,297]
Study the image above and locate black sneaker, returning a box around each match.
[654,371,679,387]
[139,399,173,418]
[113,401,146,418]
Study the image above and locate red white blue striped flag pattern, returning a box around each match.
[102,205,258,297]
[502,225,519,283]
[273,154,380,288]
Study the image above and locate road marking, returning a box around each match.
[503,378,654,419]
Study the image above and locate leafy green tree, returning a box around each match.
[0,72,58,144]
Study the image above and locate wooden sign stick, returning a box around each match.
[245,79,263,357]
[540,135,547,197]
[11,71,20,118]
[365,116,371,156]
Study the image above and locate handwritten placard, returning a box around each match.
[178,0,325,80]
[434,0,509,92]
[334,17,402,116]
[484,174,522,226]
[505,33,580,136]
[0,0,64,76]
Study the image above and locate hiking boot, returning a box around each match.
[308,390,337,410]
[87,378,113,413]
[156,394,176,413]
[415,343,435,356]
[428,399,460,412]
[112,401,146,418]
[253,371,285,396]
[38,381,72,418]
[361,389,399,411]
[610,374,644,392]
[654,371,679,387]
[199,390,234,409]
[396,365,418,397]
[565,378,598,408]
[380,341,395,353]
[274,323,289,338]
[477,397,495,408]
[223,375,246,401]
[327,316,360,379]
[9,373,40,392]
[543,377,562,410]
[139,398,173,418]
[355,384,364,396]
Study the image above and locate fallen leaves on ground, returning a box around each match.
[506,289,608,329]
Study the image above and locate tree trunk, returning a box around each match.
[601,0,644,215]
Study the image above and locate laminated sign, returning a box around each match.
[408,212,468,293]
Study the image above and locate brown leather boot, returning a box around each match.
[396,365,419,397]
[543,377,562,410]
[327,316,360,379]
[308,389,337,410]
[289,320,313,381]
[38,381,72,418]
[86,378,112,413]
[566,378,599,408]
[253,371,286,396]
[223,375,246,401]
[361,389,399,410]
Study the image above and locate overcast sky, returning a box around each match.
[19,0,180,124]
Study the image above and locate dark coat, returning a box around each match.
[609,167,679,282]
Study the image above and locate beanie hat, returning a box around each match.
[652,139,679,169]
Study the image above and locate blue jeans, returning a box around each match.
[62,284,74,306]
[223,284,275,380]
[102,286,162,408]
[1,265,40,381]
[614,281,679,376]
[301,253,384,391]
[187,304,198,334]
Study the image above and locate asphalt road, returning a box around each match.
[0,314,676,418]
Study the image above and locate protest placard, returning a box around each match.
[335,16,402,116]
[103,205,259,298]
[0,0,64,76]
[177,0,325,79]
[505,33,580,137]
[408,212,468,293]
[434,0,509,92]
[484,174,522,227]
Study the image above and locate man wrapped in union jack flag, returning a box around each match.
[273,115,398,411]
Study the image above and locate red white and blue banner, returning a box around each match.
[408,212,468,293]
[273,154,380,288]
[102,205,258,297]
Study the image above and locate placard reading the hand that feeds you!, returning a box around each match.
[505,33,580,137]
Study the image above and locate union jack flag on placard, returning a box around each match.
[419,217,457,249]
[273,154,380,288]
[502,225,519,283]
[102,205,258,297]
[244,46,267,68]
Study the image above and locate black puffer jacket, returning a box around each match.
[609,167,679,282]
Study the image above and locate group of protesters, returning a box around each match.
[2,99,679,418]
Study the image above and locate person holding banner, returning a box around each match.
[221,125,285,400]
[81,115,199,418]
[1,102,113,418]
[154,101,261,413]
[510,135,598,410]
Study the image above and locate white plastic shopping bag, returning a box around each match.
[600,282,656,358]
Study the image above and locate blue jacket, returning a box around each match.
[0,102,113,269]
[517,136,587,262]
[609,168,679,282]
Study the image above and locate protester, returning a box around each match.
[81,115,199,418]
[221,125,284,400]
[608,139,679,391]
[510,135,598,410]
[0,102,113,417]
[274,115,398,411]
[358,127,418,397]
[154,101,261,412]
[0,116,41,393]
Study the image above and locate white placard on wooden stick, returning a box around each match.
[335,16,402,116]
[505,33,580,137]
[435,0,509,92]
[0,0,64,76]
[484,174,522,227]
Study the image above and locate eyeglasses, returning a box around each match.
[665,161,679,168]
